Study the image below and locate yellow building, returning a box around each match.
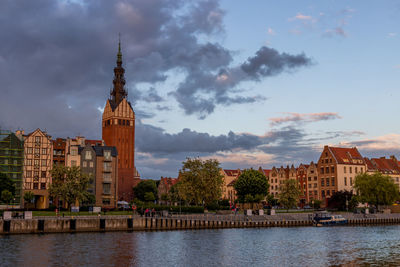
[17,129,53,209]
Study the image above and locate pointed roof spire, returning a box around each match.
[109,34,127,109]
[117,33,122,65]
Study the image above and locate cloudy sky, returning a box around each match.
[0,0,399,178]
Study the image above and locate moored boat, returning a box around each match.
[311,212,348,226]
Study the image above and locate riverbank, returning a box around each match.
[2,212,400,234]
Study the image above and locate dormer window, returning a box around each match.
[85,151,92,160]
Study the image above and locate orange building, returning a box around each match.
[317,146,366,205]
[102,40,140,201]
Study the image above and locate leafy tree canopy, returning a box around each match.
[1,189,13,204]
[0,173,15,197]
[49,165,92,208]
[354,172,399,208]
[133,180,158,202]
[234,169,269,203]
[144,192,156,202]
[178,158,224,206]
[278,179,301,210]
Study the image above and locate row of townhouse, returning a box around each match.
[220,145,400,206]
[6,128,119,209]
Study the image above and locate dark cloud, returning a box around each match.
[0,0,313,134]
[136,120,263,154]
[241,47,312,79]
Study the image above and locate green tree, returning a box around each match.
[178,158,224,206]
[1,190,13,205]
[278,179,301,210]
[23,191,35,210]
[266,194,278,207]
[354,172,399,208]
[168,183,181,203]
[160,193,168,202]
[133,180,158,202]
[144,192,156,202]
[49,165,92,209]
[311,199,321,209]
[0,173,15,198]
[234,169,269,203]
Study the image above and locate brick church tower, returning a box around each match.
[102,40,140,201]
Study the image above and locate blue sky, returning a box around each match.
[0,0,399,178]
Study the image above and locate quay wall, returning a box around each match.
[2,214,400,234]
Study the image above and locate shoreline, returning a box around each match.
[2,213,400,235]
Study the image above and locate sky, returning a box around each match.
[0,0,399,178]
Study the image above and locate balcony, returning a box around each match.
[103,167,112,173]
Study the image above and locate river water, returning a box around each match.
[1,226,400,267]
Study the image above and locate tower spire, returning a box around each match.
[110,35,127,107]
[117,33,122,66]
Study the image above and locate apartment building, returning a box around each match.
[221,169,241,203]
[364,156,400,190]
[53,138,66,166]
[317,146,366,205]
[0,130,24,206]
[306,162,319,202]
[296,164,308,205]
[80,145,118,208]
[18,129,53,209]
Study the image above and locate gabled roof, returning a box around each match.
[327,146,365,165]
[160,177,178,187]
[365,157,400,174]
[262,169,271,176]
[93,146,118,157]
[223,169,241,177]
[364,157,376,171]
[79,145,117,157]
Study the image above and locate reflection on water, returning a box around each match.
[1,226,400,266]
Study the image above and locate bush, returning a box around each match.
[206,202,219,211]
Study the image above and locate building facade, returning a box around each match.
[221,169,241,203]
[296,164,308,206]
[79,145,119,208]
[102,41,140,201]
[365,156,400,190]
[52,138,66,166]
[317,146,366,205]
[19,129,53,209]
[0,130,24,206]
[157,177,178,202]
[306,161,319,202]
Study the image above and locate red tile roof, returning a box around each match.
[364,157,376,171]
[328,146,365,165]
[262,169,271,176]
[223,169,241,177]
[85,139,103,146]
[366,157,400,174]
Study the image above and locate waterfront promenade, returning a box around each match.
[2,212,400,234]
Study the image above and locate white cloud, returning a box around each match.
[289,13,313,21]
[267,27,275,35]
